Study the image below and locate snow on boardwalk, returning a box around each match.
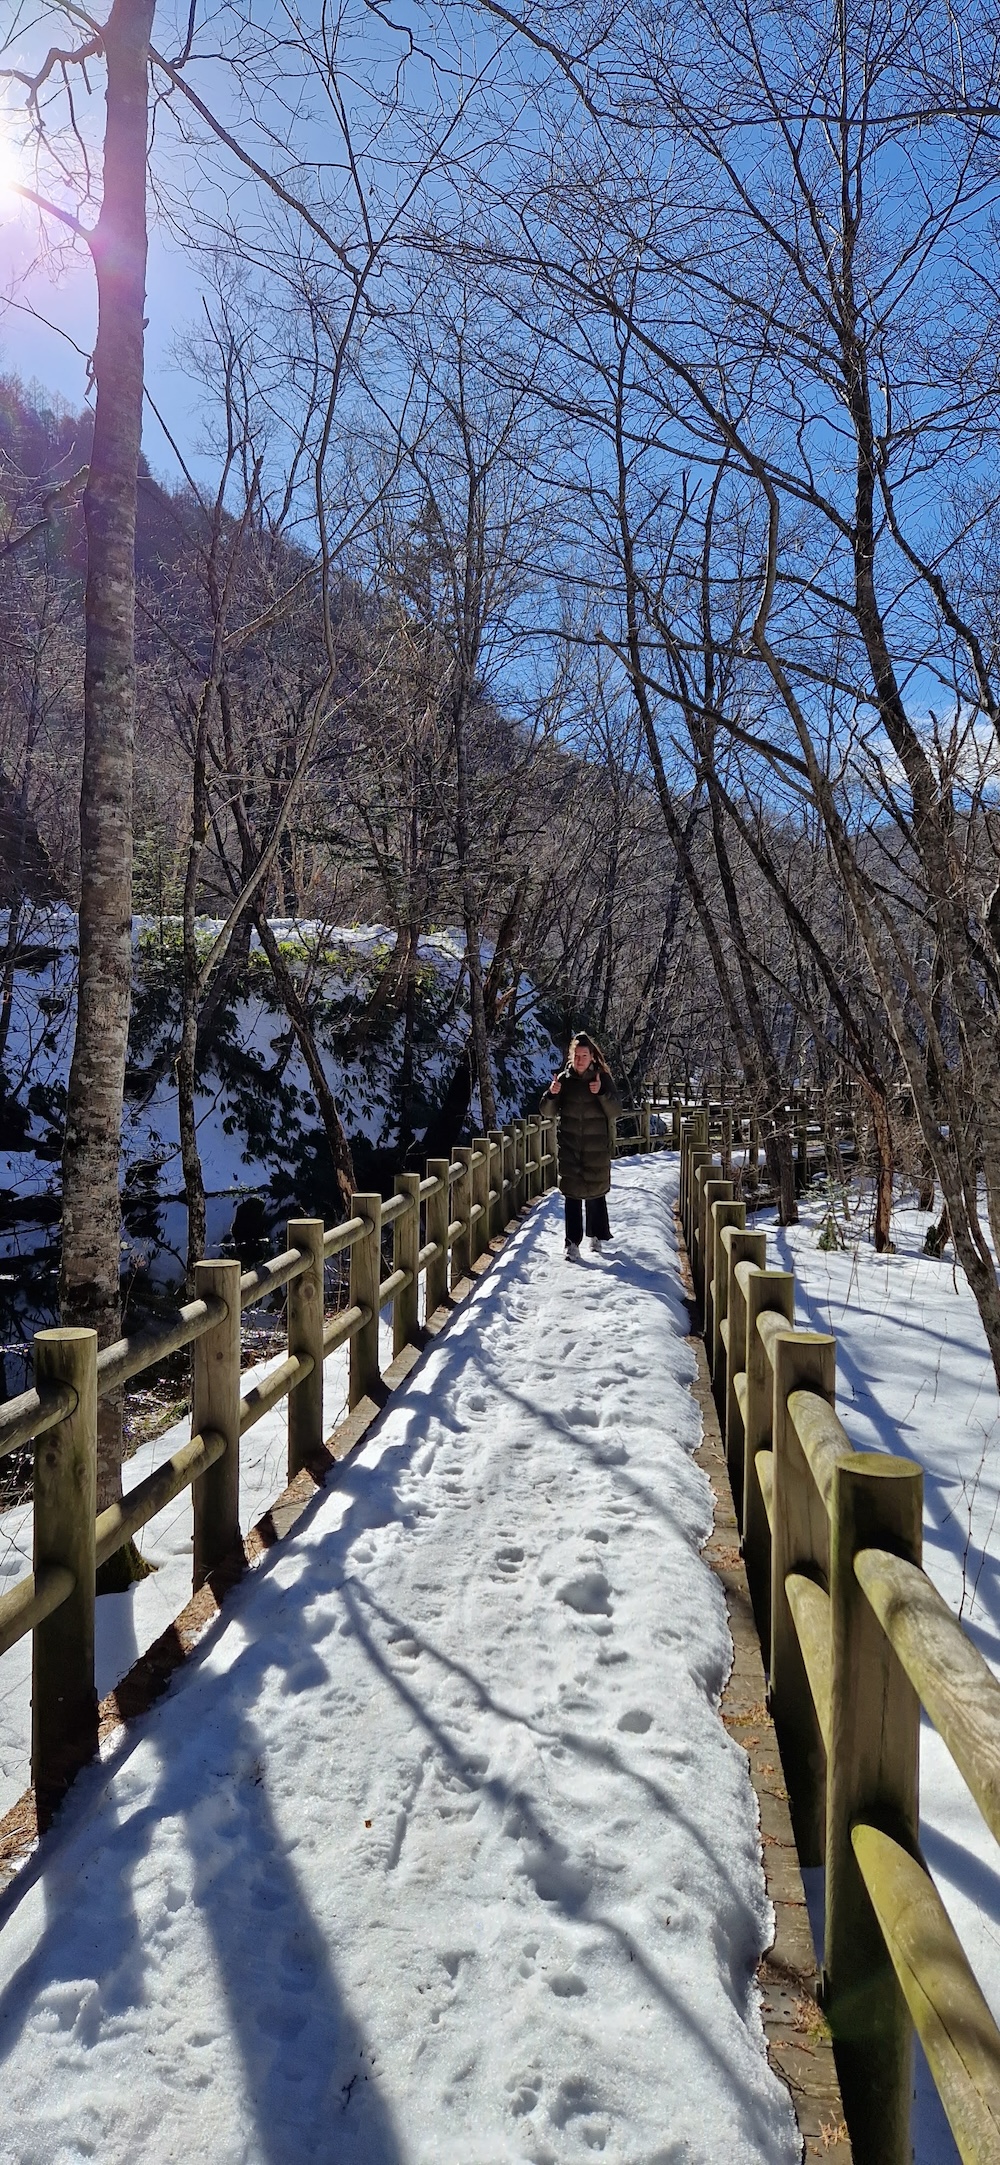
[0,1158,798,2165]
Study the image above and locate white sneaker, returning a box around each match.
[588,1238,605,1255]
[564,1241,582,1261]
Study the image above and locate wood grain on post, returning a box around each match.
[452,1149,474,1287]
[32,1326,98,1827]
[348,1193,382,1406]
[392,1173,422,1355]
[767,1324,836,1866]
[287,1217,325,1480]
[825,1453,922,2165]
[472,1138,490,1263]
[687,1147,713,1258]
[710,1200,745,1402]
[742,1268,794,1650]
[700,1176,732,1326]
[192,1257,242,1591]
[488,1130,503,1238]
[424,1161,450,1316]
[721,1230,767,1516]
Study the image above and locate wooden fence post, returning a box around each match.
[452,1148,474,1286]
[710,1199,745,1402]
[769,1326,836,1865]
[32,1326,98,1827]
[742,1267,794,1648]
[472,1137,490,1262]
[687,1147,713,1257]
[488,1130,503,1238]
[825,1453,922,2165]
[700,1175,732,1322]
[287,1217,325,1480]
[425,1160,451,1316]
[349,1193,382,1406]
[530,1119,543,1197]
[393,1173,422,1355]
[192,1257,243,1591]
[721,1228,767,1517]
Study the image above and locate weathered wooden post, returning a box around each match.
[530,1119,543,1198]
[191,1258,243,1591]
[452,1148,474,1287]
[488,1130,503,1238]
[287,1217,325,1479]
[767,1322,836,1864]
[701,1186,735,1333]
[424,1161,451,1315]
[392,1173,422,1355]
[32,1326,98,1826]
[472,1137,490,1262]
[348,1193,382,1406]
[741,1266,794,1649]
[721,1229,767,1514]
[710,1198,745,1401]
[687,1146,713,1256]
[513,1122,527,1214]
[825,1454,922,2165]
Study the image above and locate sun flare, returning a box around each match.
[0,114,30,206]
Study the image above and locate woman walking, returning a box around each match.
[541,1032,622,1259]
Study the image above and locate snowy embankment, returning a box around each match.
[0,1160,799,2165]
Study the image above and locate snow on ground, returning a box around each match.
[757,1181,1000,2165]
[0,1159,799,2165]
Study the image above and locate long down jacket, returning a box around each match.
[540,1065,622,1201]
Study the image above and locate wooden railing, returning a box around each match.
[1,1115,572,1827]
[680,1112,1000,2165]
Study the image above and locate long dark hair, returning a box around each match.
[567,1030,612,1078]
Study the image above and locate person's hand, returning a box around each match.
[589,1076,601,1094]
[550,1073,562,1094]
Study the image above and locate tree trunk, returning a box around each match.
[867,1086,896,1255]
[254,912,356,1210]
[59,0,154,1538]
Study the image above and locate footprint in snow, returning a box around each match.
[557,1572,612,1617]
[495,1544,525,1575]
[617,1708,653,1733]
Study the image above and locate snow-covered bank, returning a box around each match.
[0,1160,799,2165]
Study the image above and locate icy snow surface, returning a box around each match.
[0,1160,799,2165]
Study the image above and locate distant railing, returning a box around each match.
[680,1111,1000,2165]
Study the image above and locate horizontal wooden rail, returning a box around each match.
[240,1248,310,1307]
[95,1428,227,1571]
[323,1210,374,1258]
[0,1561,75,1661]
[97,1294,229,1392]
[855,1545,1000,1850]
[0,1379,78,1463]
[322,1301,370,1354]
[853,1824,1000,2161]
[240,1354,315,1438]
[785,1571,832,1752]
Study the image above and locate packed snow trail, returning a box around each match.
[0,1159,799,2165]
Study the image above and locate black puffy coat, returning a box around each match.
[540,1065,621,1200]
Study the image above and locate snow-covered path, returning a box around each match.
[0,1161,798,2165]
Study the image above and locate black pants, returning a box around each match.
[565,1196,611,1245]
